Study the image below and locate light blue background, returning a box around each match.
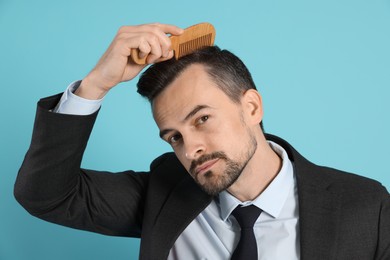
[1,0,389,259]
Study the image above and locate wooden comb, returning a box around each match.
[131,22,216,65]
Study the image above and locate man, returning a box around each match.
[15,23,390,260]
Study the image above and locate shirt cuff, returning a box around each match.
[53,80,103,115]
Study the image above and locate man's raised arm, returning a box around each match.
[14,23,183,237]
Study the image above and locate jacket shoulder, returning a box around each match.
[266,133,388,196]
[150,152,183,171]
[316,165,388,195]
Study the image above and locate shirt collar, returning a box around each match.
[218,141,294,221]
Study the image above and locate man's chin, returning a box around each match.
[195,171,232,196]
[198,184,224,196]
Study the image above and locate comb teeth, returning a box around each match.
[177,33,213,58]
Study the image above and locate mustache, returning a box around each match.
[189,151,228,175]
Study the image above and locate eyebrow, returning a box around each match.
[159,105,211,139]
[183,105,210,121]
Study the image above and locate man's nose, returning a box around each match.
[184,136,205,160]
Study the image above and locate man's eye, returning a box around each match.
[197,115,209,124]
[169,134,182,144]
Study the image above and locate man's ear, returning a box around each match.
[242,89,263,126]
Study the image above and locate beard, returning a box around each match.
[189,131,257,196]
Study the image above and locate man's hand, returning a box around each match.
[75,23,183,100]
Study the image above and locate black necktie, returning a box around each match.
[231,205,262,260]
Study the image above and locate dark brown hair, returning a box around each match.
[137,46,264,131]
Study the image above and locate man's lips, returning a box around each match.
[194,158,220,176]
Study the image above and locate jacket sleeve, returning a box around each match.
[14,94,149,238]
[375,186,390,260]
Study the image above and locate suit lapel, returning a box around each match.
[150,175,213,259]
[266,134,342,259]
[295,158,341,260]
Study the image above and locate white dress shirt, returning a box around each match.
[55,82,300,260]
[53,81,102,115]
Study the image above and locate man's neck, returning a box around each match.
[227,135,282,202]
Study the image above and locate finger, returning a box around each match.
[147,23,183,57]
[119,23,183,58]
[119,23,183,36]
[137,40,151,59]
[116,24,182,64]
[146,33,163,61]
[138,24,182,57]
[145,28,172,58]
[149,23,184,57]
[118,33,159,61]
[132,33,163,63]
[154,50,175,63]
[146,53,161,64]
[152,23,184,36]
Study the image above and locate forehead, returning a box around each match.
[152,64,234,126]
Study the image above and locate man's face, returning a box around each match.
[152,64,259,196]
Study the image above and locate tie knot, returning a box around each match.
[232,205,262,228]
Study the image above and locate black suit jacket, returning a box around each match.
[15,94,390,259]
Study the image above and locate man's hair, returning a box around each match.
[137,46,264,131]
